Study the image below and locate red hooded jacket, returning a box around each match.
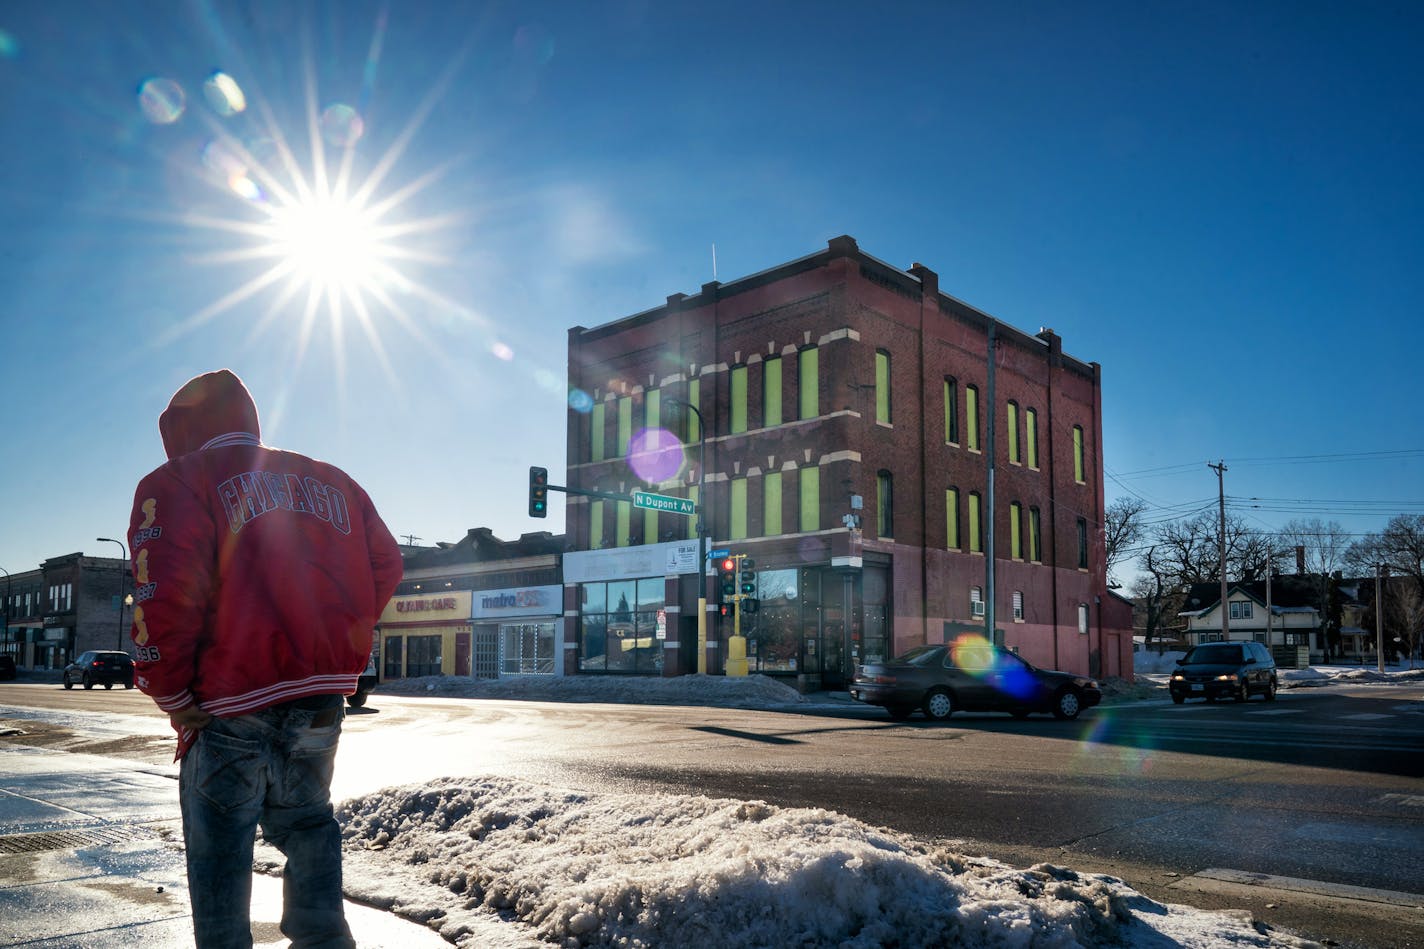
[128,370,402,756]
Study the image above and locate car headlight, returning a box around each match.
[1170,674,1185,681]
[1214,674,1238,682]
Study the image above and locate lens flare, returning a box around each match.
[138,77,186,124]
[203,71,247,116]
[568,389,594,413]
[626,427,686,484]
[321,103,365,147]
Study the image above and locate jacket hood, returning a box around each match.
[159,369,261,459]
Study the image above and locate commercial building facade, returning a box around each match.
[565,236,1132,687]
[1,554,131,670]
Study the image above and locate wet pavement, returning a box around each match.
[0,743,449,948]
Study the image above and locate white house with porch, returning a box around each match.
[1178,582,1319,651]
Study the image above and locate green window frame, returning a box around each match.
[1073,425,1085,483]
[966,385,980,451]
[946,487,960,548]
[1029,506,1041,562]
[798,347,819,420]
[645,388,660,430]
[617,397,632,457]
[590,402,605,462]
[730,477,748,540]
[763,471,782,536]
[1025,408,1038,469]
[944,378,958,444]
[1010,501,1022,560]
[764,356,782,428]
[876,469,893,539]
[799,465,820,531]
[875,350,891,424]
[616,500,632,548]
[969,491,982,553]
[686,379,701,442]
[686,485,700,540]
[589,500,604,548]
[731,366,748,434]
[1007,402,1020,464]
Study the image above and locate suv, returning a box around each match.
[63,650,136,690]
[1170,641,1277,704]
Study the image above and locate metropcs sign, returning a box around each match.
[631,491,696,516]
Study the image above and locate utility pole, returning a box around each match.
[985,320,997,646]
[1208,461,1229,641]
[400,534,422,547]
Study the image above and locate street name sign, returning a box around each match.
[631,491,697,516]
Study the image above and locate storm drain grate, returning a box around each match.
[0,824,155,855]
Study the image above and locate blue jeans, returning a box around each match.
[179,695,354,949]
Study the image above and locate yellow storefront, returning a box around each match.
[376,591,473,680]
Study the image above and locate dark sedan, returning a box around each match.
[62,650,135,690]
[850,638,1101,721]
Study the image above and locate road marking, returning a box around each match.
[1380,793,1424,808]
[1339,713,1392,720]
[1243,708,1304,715]
[1172,868,1424,912]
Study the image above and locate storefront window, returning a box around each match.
[578,577,666,674]
[383,636,403,678]
[750,569,799,673]
[502,622,555,675]
[407,634,442,677]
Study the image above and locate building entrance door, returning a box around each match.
[454,632,472,676]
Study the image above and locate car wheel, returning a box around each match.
[346,691,368,708]
[83,675,95,690]
[1171,693,1185,704]
[922,689,954,721]
[124,681,134,689]
[1235,680,1249,703]
[104,682,113,690]
[1264,678,1277,702]
[886,705,914,721]
[63,675,74,690]
[1052,689,1083,720]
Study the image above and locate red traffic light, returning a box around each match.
[720,558,736,572]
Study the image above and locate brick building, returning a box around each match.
[1,554,131,671]
[565,235,1132,687]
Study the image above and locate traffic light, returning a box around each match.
[718,557,738,602]
[528,466,548,518]
[739,557,757,596]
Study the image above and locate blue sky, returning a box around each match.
[2,0,1422,577]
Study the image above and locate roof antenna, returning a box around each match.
[712,243,718,281]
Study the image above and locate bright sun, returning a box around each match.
[266,190,388,299]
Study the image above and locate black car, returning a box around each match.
[62,650,136,690]
[1169,641,1277,704]
[0,654,16,680]
[850,639,1102,721]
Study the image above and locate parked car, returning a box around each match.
[1169,641,1277,704]
[850,639,1102,721]
[62,650,135,690]
[0,654,16,680]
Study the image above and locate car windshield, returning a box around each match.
[1183,644,1243,665]
[896,646,947,667]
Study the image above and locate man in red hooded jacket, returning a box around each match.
[127,369,401,949]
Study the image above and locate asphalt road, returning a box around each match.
[3,680,1422,948]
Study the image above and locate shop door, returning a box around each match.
[820,576,848,689]
[454,633,472,677]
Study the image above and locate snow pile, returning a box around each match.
[377,672,809,709]
[336,776,1312,948]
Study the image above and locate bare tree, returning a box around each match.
[1149,510,1267,589]
[1131,545,1185,650]
[1388,579,1424,669]
[1347,514,1424,593]
[1275,518,1350,657]
[1104,497,1147,584]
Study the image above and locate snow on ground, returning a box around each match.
[318,667,1424,946]
[332,776,1321,949]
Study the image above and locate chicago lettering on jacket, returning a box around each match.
[217,470,351,535]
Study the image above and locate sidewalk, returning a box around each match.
[0,742,448,948]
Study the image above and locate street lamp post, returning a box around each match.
[666,397,708,675]
[96,537,129,652]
